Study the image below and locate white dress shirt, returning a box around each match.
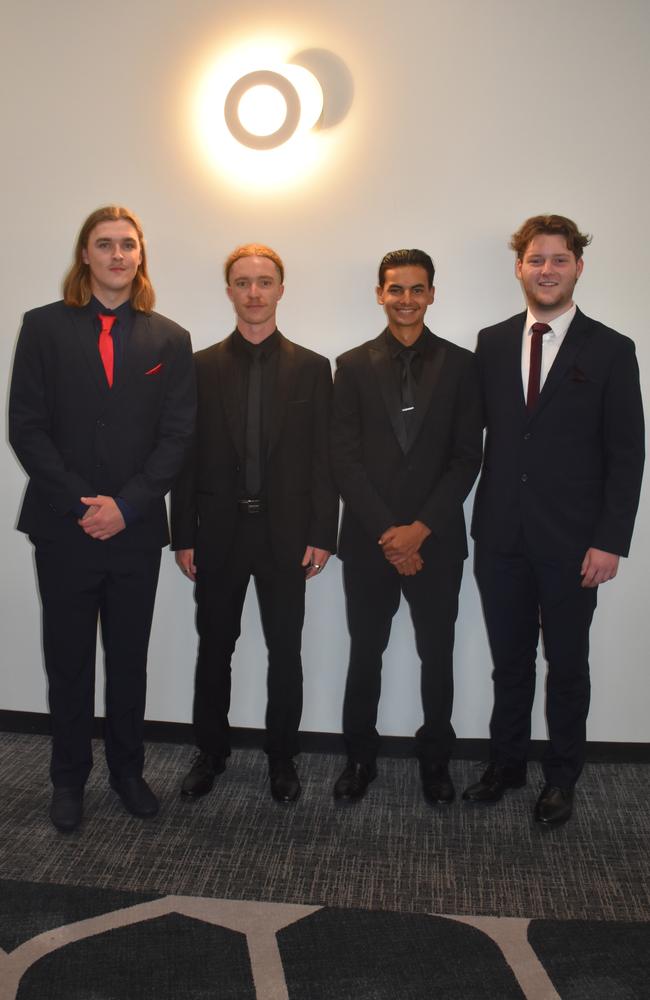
[521,303,576,395]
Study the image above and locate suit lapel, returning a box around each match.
[501,312,528,415]
[532,307,591,417]
[268,334,297,458]
[112,310,148,396]
[369,332,407,452]
[406,330,446,450]
[370,328,447,454]
[70,306,111,396]
[216,335,246,459]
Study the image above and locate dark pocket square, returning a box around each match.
[569,366,587,382]
[145,363,163,375]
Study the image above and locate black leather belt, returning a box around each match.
[237,498,267,514]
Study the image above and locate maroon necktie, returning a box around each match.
[526,322,551,410]
[98,314,116,387]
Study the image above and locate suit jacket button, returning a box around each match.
[521,473,528,482]
[523,432,531,440]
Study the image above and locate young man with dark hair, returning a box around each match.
[331,249,483,804]
[9,205,196,832]
[464,214,645,825]
[171,245,338,804]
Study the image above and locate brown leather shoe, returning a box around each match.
[534,784,574,826]
[462,762,527,803]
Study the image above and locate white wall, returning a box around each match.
[2,0,648,743]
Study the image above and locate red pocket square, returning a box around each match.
[145,363,163,375]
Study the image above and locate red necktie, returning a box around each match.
[526,322,551,410]
[98,314,116,387]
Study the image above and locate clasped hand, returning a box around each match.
[379,521,431,576]
[78,495,126,541]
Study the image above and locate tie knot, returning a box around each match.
[400,348,417,368]
[99,314,116,334]
[531,322,551,336]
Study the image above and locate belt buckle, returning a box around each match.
[239,498,263,514]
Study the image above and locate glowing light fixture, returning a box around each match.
[193,41,353,191]
[238,85,288,136]
[224,66,324,150]
[224,70,303,149]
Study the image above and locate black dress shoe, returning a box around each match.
[534,784,574,826]
[333,760,377,803]
[420,762,455,805]
[462,762,527,803]
[269,759,301,803]
[180,751,226,799]
[50,787,84,832]
[110,775,159,818]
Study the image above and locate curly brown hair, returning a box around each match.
[510,215,591,260]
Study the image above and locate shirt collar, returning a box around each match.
[524,303,576,339]
[384,325,431,359]
[90,295,134,325]
[233,327,280,360]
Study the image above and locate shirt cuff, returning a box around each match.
[115,497,138,526]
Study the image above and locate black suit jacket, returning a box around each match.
[332,327,483,564]
[471,307,645,559]
[9,300,196,549]
[170,331,339,569]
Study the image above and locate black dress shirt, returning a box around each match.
[232,328,280,498]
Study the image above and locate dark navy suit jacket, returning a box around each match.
[9,299,196,550]
[471,307,645,559]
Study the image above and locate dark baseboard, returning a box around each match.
[1,709,648,763]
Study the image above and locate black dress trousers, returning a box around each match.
[192,513,306,760]
[342,552,463,766]
[34,532,161,788]
[474,542,598,786]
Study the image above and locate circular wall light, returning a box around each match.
[224,70,303,150]
[238,85,287,136]
[194,43,353,190]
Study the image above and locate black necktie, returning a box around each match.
[245,352,263,496]
[400,349,417,433]
[527,323,551,410]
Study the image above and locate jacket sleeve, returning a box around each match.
[169,423,198,551]
[307,355,339,552]
[331,358,396,540]
[116,329,197,514]
[8,312,96,514]
[415,353,484,538]
[592,337,645,556]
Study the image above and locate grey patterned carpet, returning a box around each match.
[0,732,648,998]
